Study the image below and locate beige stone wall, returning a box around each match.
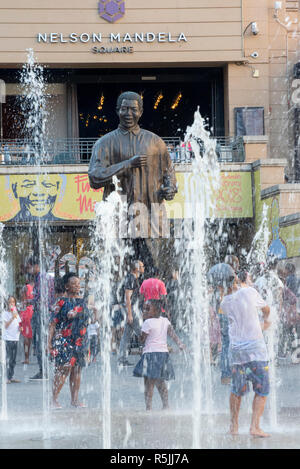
[280,189,300,215]
[225,0,299,179]
[268,0,298,174]
[0,0,243,66]
[226,0,269,137]
[243,136,269,162]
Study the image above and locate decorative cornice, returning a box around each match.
[243,136,269,144]
[252,159,288,170]
[261,183,300,200]
[280,212,300,227]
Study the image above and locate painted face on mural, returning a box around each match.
[12,175,60,218]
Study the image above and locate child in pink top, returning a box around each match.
[140,268,169,318]
[140,277,167,302]
[133,299,185,411]
[19,282,34,364]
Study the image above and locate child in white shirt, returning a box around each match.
[3,296,22,383]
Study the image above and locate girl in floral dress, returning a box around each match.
[48,273,90,409]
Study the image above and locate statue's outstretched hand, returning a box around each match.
[161,187,176,201]
[128,154,148,168]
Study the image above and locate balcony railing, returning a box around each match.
[0,136,245,165]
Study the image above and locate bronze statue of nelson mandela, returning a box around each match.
[88,91,178,238]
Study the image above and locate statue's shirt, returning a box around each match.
[88,125,177,208]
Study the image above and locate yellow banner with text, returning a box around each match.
[0,171,253,222]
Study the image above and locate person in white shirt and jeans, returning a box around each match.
[220,271,271,438]
[3,296,22,384]
[87,316,100,363]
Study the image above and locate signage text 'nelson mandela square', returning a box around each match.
[37,32,187,54]
[37,32,188,44]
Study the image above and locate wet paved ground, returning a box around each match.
[1,349,300,449]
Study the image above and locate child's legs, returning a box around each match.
[116,327,124,348]
[111,328,117,351]
[219,315,231,379]
[144,377,155,410]
[155,379,169,409]
[248,361,270,436]
[90,336,96,358]
[24,337,31,361]
[230,392,242,434]
[229,364,247,434]
[93,335,99,358]
[6,341,18,380]
[69,365,82,404]
[53,365,71,403]
[210,343,218,362]
[118,322,133,361]
[250,393,267,436]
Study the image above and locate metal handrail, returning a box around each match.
[0,136,245,165]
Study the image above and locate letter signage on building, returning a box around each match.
[36,32,188,53]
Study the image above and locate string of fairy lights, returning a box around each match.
[154,92,163,110]
[153,91,183,110]
[97,93,105,110]
[79,90,183,134]
[171,92,182,110]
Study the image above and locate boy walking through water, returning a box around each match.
[220,271,271,438]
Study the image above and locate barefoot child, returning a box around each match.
[133,299,185,411]
[3,296,22,384]
[220,274,271,438]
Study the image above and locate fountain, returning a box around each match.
[91,178,129,449]
[174,108,221,447]
[247,205,279,430]
[19,49,51,445]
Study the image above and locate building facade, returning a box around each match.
[0,0,299,292]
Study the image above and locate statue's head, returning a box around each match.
[116,91,143,130]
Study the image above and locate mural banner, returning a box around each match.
[0,171,253,222]
[254,169,300,259]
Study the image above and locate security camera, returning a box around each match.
[251,22,259,35]
[251,51,259,58]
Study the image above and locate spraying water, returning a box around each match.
[20,49,47,161]
[248,203,279,429]
[247,204,270,267]
[20,49,51,444]
[175,108,221,447]
[91,178,129,448]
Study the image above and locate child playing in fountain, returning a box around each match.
[3,296,22,384]
[133,299,185,411]
[220,273,271,438]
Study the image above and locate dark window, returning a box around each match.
[234,107,264,136]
